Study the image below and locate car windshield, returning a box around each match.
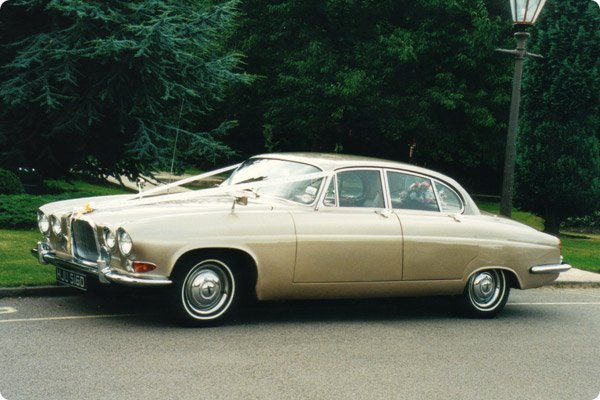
[225,158,324,204]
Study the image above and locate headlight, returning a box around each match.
[118,228,133,257]
[37,211,50,236]
[103,228,116,251]
[50,215,62,236]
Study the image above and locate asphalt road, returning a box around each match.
[1,288,599,400]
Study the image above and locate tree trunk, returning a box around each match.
[543,207,561,235]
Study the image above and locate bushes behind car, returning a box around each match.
[0,192,98,229]
[0,169,25,195]
[562,211,600,234]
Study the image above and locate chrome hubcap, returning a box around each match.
[183,261,234,318]
[191,270,222,305]
[469,270,504,309]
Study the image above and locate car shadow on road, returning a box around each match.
[231,296,458,326]
[54,288,550,327]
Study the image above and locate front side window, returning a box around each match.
[327,169,384,208]
[387,171,439,212]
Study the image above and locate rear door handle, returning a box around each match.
[448,214,461,223]
[375,209,392,218]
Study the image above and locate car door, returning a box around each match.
[386,170,479,280]
[292,168,404,283]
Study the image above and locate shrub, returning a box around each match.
[0,192,99,229]
[562,212,600,232]
[0,169,24,195]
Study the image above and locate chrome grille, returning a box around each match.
[71,219,98,262]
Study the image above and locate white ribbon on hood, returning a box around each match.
[77,164,330,214]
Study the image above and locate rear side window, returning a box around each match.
[387,171,439,212]
[434,181,463,213]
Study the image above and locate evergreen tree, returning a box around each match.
[515,0,600,233]
[0,0,250,178]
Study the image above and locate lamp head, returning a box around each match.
[510,0,548,25]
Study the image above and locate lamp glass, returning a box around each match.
[511,0,548,24]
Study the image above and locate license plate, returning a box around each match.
[56,266,87,290]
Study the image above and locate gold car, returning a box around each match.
[33,153,570,325]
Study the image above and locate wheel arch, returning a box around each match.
[171,247,259,298]
[465,266,522,290]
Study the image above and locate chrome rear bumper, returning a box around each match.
[32,242,172,287]
[530,263,572,274]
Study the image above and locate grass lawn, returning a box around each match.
[0,229,56,286]
[560,235,600,274]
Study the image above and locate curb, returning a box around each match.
[547,281,600,289]
[0,285,80,298]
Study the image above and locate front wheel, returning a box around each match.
[459,269,510,318]
[171,257,239,326]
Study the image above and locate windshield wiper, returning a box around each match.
[234,176,267,185]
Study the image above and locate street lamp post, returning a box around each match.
[498,0,548,217]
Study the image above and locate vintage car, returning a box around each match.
[32,153,570,325]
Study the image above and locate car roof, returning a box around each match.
[254,152,447,180]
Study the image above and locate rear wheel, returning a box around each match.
[171,257,239,326]
[459,269,509,318]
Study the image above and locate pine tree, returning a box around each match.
[0,0,250,178]
[515,0,600,233]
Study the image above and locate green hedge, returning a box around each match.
[563,212,600,231]
[0,192,98,229]
[0,169,24,195]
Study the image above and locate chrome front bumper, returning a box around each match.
[530,263,572,274]
[32,242,172,288]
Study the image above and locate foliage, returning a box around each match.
[0,168,24,195]
[515,0,600,234]
[0,0,251,179]
[223,0,514,192]
[562,211,600,233]
[0,192,99,229]
[0,173,132,229]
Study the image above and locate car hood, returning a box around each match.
[39,192,293,228]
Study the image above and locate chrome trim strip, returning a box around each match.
[32,246,172,287]
[530,264,572,274]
